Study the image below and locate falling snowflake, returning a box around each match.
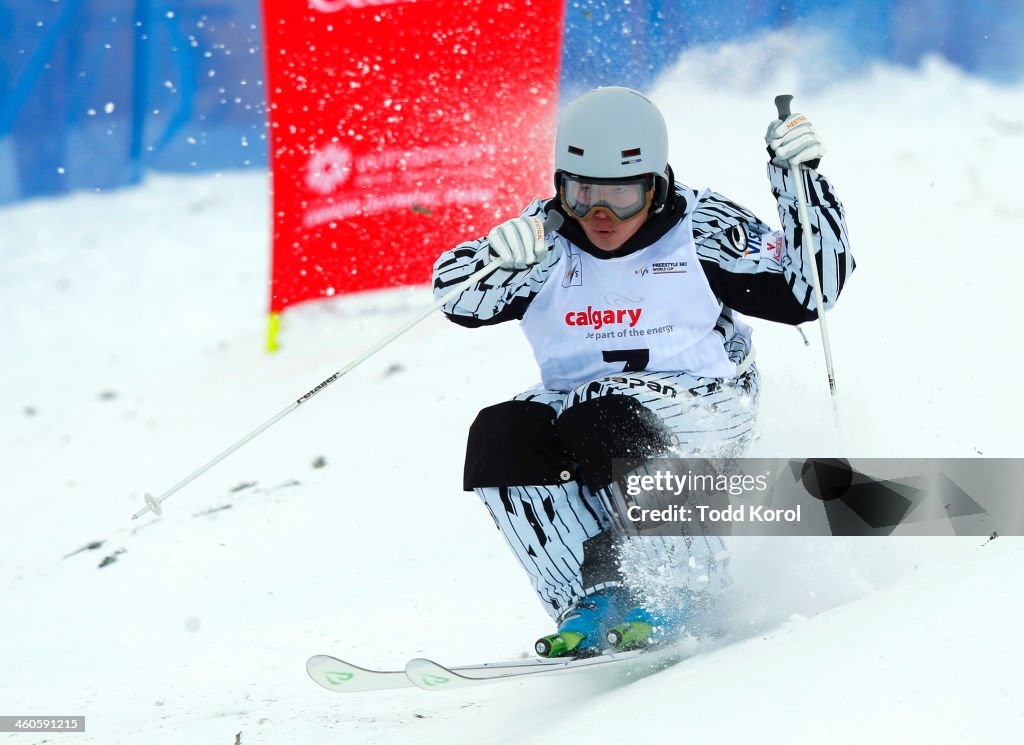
[304,143,353,194]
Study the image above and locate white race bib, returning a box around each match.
[521,201,735,391]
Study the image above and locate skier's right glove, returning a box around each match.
[487,215,549,270]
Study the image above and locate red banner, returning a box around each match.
[261,0,565,338]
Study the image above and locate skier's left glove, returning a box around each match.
[765,113,826,169]
[487,215,550,270]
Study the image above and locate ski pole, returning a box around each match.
[774,94,838,403]
[132,211,563,519]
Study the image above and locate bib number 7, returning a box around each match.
[602,349,650,372]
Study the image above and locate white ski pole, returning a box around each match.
[132,212,563,519]
[774,94,838,404]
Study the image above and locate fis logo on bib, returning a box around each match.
[565,306,643,331]
[562,254,583,287]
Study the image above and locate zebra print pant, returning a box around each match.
[477,364,759,621]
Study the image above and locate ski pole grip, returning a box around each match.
[774,94,794,120]
[543,210,563,234]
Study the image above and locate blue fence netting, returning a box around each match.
[1,0,1022,205]
[0,0,264,203]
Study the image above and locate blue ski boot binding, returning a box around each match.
[606,597,693,649]
[535,587,629,658]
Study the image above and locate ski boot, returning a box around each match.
[535,588,629,658]
[606,599,692,650]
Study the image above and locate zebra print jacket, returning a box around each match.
[433,163,854,334]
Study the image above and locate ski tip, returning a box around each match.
[306,654,412,693]
[405,658,466,691]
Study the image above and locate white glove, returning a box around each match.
[765,113,826,168]
[487,215,549,270]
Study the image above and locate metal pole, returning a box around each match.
[133,212,563,519]
[774,94,838,402]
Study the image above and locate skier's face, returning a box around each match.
[576,203,651,251]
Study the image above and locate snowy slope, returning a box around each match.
[2,38,1023,744]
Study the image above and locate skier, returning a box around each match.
[432,86,854,657]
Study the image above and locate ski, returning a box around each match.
[307,653,568,693]
[308,642,693,694]
[306,655,410,693]
[405,644,689,692]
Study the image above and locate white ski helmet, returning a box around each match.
[554,86,670,210]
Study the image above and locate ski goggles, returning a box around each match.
[558,173,655,223]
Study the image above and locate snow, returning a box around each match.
[3,37,1024,744]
